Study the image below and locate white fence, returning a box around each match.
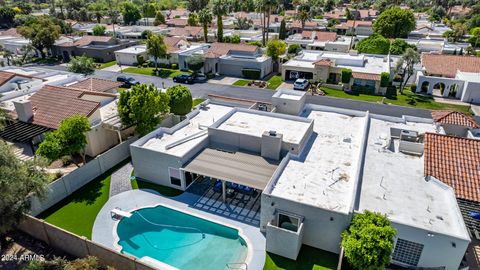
[29,136,137,216]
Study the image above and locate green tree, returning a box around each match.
[37,115,91,164]
[17,16,61,58]
[443,23,466,42]
[146,34,167,72]
[212,0,229,42]
[122,2,142,25]
[198,8,212,43]
[166,85,193,115]
[395,48,420,93]
[118,83,170,135]
[93,24,107,36]
[266,39,286,71]
[345,8,354,20]
[187,54,205,73]
[234,17,253,30]
[341,211,396,270]
[0,7,16,28]
[295,1,312,29]
[390,39,416,55]
[154,11,166,26]
[264,0,278,43]
[187,0,210,12]
[254,0,267,45]
[0,142,49,249]
[355,34,390,54]
[279,19,287,40]
[468,14,480,30]
[89,2,106,23]
[67,55,96,76]
[373,7,415,38]
[341,68,352,84]
[324,0,335,12]
[380,72,390,87]
[188,12,199,26]
[288,44,301,55]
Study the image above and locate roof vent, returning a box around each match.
[269,130,277,136]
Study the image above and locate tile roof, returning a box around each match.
[421,53,480,78]
[424,133,480,202]
[0,71,16,87]
[27,85,101,129]
[352,72,380,81]
[343,20,372,28]
[301,31,337,41]
[68,78,123,93]
[0,28,21,37]
[358,9,377,19]
[431,111,480,128]
[313,59,333,66]
[290,20,317,29]
[167,18,188,27]
[206,42,258,58]
[323,10,345,19]
[168,26,202,38]
[58,35,113,47]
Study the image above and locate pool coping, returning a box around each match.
[92,189,266,270]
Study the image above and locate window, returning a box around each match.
[277,212,301,232]
[169,167,182,187]
[392,238,424,266]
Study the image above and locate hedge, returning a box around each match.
[341,68,352,84]
[242,68,261,79]
[380,72,390,87]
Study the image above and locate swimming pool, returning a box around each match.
[116,205,248,270]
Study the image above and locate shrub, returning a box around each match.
[410,84,417,92]
[393,75,403,82]
[341,68,352,84]
[288,44,301,55]
[386,85,397,98]
[352,84,375,95]
[166,85,193,115]
[171,63,178,70]
[136,55,145,65]
[242,68,261,79]
[380,72,390,87]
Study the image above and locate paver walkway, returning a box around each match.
[109,162,133,197]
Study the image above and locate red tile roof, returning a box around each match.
[301,31,337,41]
[290,20,317,29]
[167,18,188,27]
[163,36,188,52]
[0,72,16,87]
[424,133,480,202]
[206,42,258,58]
[313,59,333,66]
[168,26,203,38]
[58,35,113,47]
[431,111,480,128]
[323,10,345,19]
[343,20,372,28]
[68,78,123,93]
[421,53,480,78]
[27,85,101,129]
[358,9,377,19]
[352,72,380,81]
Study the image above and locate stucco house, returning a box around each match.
[415,53,480,103]
[335,20,373,36]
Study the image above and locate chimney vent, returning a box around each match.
[13,100,34,122]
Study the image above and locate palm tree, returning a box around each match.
[295,2,311,29]
[348,0,361,51]
[212,0,229,42]
[264,0,278,43]
[254,0,267,46]
[234,17,253,30]
[198,8,212,43]
[146,34,167,73]
[89,2,106,24]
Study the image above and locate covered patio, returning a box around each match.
[183,148,280,202]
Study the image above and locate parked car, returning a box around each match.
[173,74,194,84]
[193,73,208,83]
[293,78,310,91]
[117,75,140,87]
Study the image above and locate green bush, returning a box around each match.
[341,68,352,84]
[386,86,397,98]
[288,44,301,55]
[206,72,215,79]
[380,72,390,87]
[166,85,193,115]
[242,68,261,79]
[352,84,375,95]
[171,63,178,70]
[136,55,145,65]
[410,84,417,92]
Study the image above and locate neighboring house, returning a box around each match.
[166,18,188,28]
[404,38,469,54]
[52,35,137,62]
[0,71,45,102]
[224,29,279,43]
[281,51,393,94]
[114,25,169,39]
[409,22,451,39]
[4,79,127,157]
[431,111,480,138]
[288,21,321,34]
[66,77,123,94]
[203,43,273,79]
[286,31,351,52]
[335,20,373,36]
[167,26,204,41]
[415,53,480,103]
[163,9,189,20]
[356,9,378,21]
[323,10,346,21]
[130,92,470,269]
[115,45,148,66]
[0,28,37,56]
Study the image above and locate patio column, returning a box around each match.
[221,180,226,202]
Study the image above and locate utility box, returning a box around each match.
[261,130,283,160]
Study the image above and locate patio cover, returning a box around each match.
[0,121,51,143]
[183,148,280,190]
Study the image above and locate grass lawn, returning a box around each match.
[266,75,282,90]
[131,178,184,197]
[95,60,117,69]
[123,67,191,78]
[233,79,250,86]
[264,245,339,270]
[193,98,205,107]
[321,87,472,114]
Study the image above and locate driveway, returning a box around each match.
[32,64,433,118]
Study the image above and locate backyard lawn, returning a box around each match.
[95,60,117,69]
[131,178,184,197]
[264,245,339,270]
[38,160,130,239]
[321,87,472,114]
[123,67,191,78]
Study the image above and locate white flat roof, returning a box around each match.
[115,45,147,54]
[142,104,233,157]
[358,118,468,239]
[270,110,365,213]
[216,111,311,144]
[279,93,302,100]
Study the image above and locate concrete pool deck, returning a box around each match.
[92,189,266,270]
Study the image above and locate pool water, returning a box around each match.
[116,205,248,270]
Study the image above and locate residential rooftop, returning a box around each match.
[270,109,365,213]
[358,117,469,239]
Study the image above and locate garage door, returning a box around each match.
[285,70,313,80]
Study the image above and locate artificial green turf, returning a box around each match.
[266,75,282,90]
[131,179,184,197]
[192,98,205,107]
[38,160,130,239]
[321,87,472,114]
[96,60,117,69]
[264,245,339,270]
[123,67,191,78]
[233,79,250,86]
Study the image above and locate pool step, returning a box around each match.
[226,262,247,270]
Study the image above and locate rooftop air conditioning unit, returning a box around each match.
[400,130,418,142]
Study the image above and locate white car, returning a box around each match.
[293,79,310,91]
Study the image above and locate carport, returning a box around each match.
[183,148,280,202]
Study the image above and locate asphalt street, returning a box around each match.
[34,64,434,118]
